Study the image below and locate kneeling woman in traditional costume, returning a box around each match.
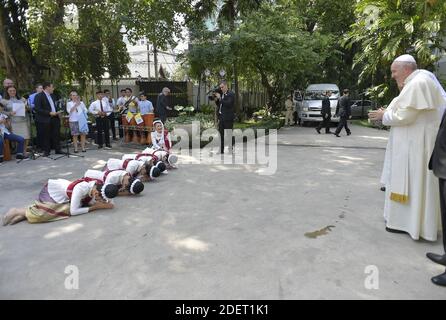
[142,147,178,170]
[2,178,119,226]
[84,169,144,196]
[151,118,172,152]
[105,158,161,182]
[121,152,167,173]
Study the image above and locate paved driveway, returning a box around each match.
[0,124,445,299]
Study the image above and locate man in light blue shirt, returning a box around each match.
[28,84,43,111]
[138,92,154,115]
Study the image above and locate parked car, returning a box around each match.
[350,100,377,119]
[294,83,340,126]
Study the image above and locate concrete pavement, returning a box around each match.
[0,124,445,299]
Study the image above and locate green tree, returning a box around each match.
[234,3,332,110]
[344,0,446,102]
[0,0,42,88]
[190,0,263,116]
[0,0,190,89]
[185,3,333,111]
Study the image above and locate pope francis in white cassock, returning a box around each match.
[370,54,446,241]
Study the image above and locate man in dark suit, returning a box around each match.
[155,87,172,124]
[334,89,352,137]
[34,82,62,156]
[316,91,332,134]
[215,80,235,153]
[427,110,446,286]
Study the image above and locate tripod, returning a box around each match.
[52,113,84,160]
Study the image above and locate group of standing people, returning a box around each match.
[0,83,174,160]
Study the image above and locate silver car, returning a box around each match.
[294,84,340,126]
[350,100,377,119]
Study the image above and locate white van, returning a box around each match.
[294,83,340,125]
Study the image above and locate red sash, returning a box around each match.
[136,153,158,162]
[164,129,171,150]
[103,169,125,183]
[66,178,101,206]
[122,159,132,169]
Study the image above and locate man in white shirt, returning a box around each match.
[103,89,118,141]
[116,89,127,138]
[89,90,112,149]
[124,88,139,113]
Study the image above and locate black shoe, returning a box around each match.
[315,128,321,134]
[326,131,332,134]
[431,270,446,286]
[105,145,112,150]
[385,227,407,234]
[334,133,340,137]
[347,132,351,136]
[74,150,79,153]
[380,187,386,192]
[55,150,64,155]
[16,154,24,160]
[98,145,103,149]
[82,149,86,153]
[426,253,446,266]
[43,152,50,157]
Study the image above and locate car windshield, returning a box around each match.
[304,90,339,100]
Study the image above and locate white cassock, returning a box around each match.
[381,69,446,241]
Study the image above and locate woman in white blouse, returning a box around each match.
[66,91,88,152]
[1,85,30,157]
[2,178,119,225]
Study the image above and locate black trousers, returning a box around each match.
[293,111,298,125]
[108,113,117,139]
[96,116,110,147]
[158,113,167,124]
[335,116,351,135]
[317,116,331,133]
[34,119,43,150]
[38,117,61,154]
[117,114,123,138]
[439,178,446,252]
[218,119,234,153]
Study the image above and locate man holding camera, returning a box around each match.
[214,81,235,154]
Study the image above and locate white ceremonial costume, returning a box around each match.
[47,178,96,215]
[106,158,144,176]
[142,147,178,166]
[122,153,155,163]
[84,169,128,186]
[381,69,446,240]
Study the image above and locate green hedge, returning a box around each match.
[167,113,283,149]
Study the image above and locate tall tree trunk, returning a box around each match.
[0,5,42,89]
[257,67,275,109]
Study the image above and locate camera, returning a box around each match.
[207,86,223,101]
